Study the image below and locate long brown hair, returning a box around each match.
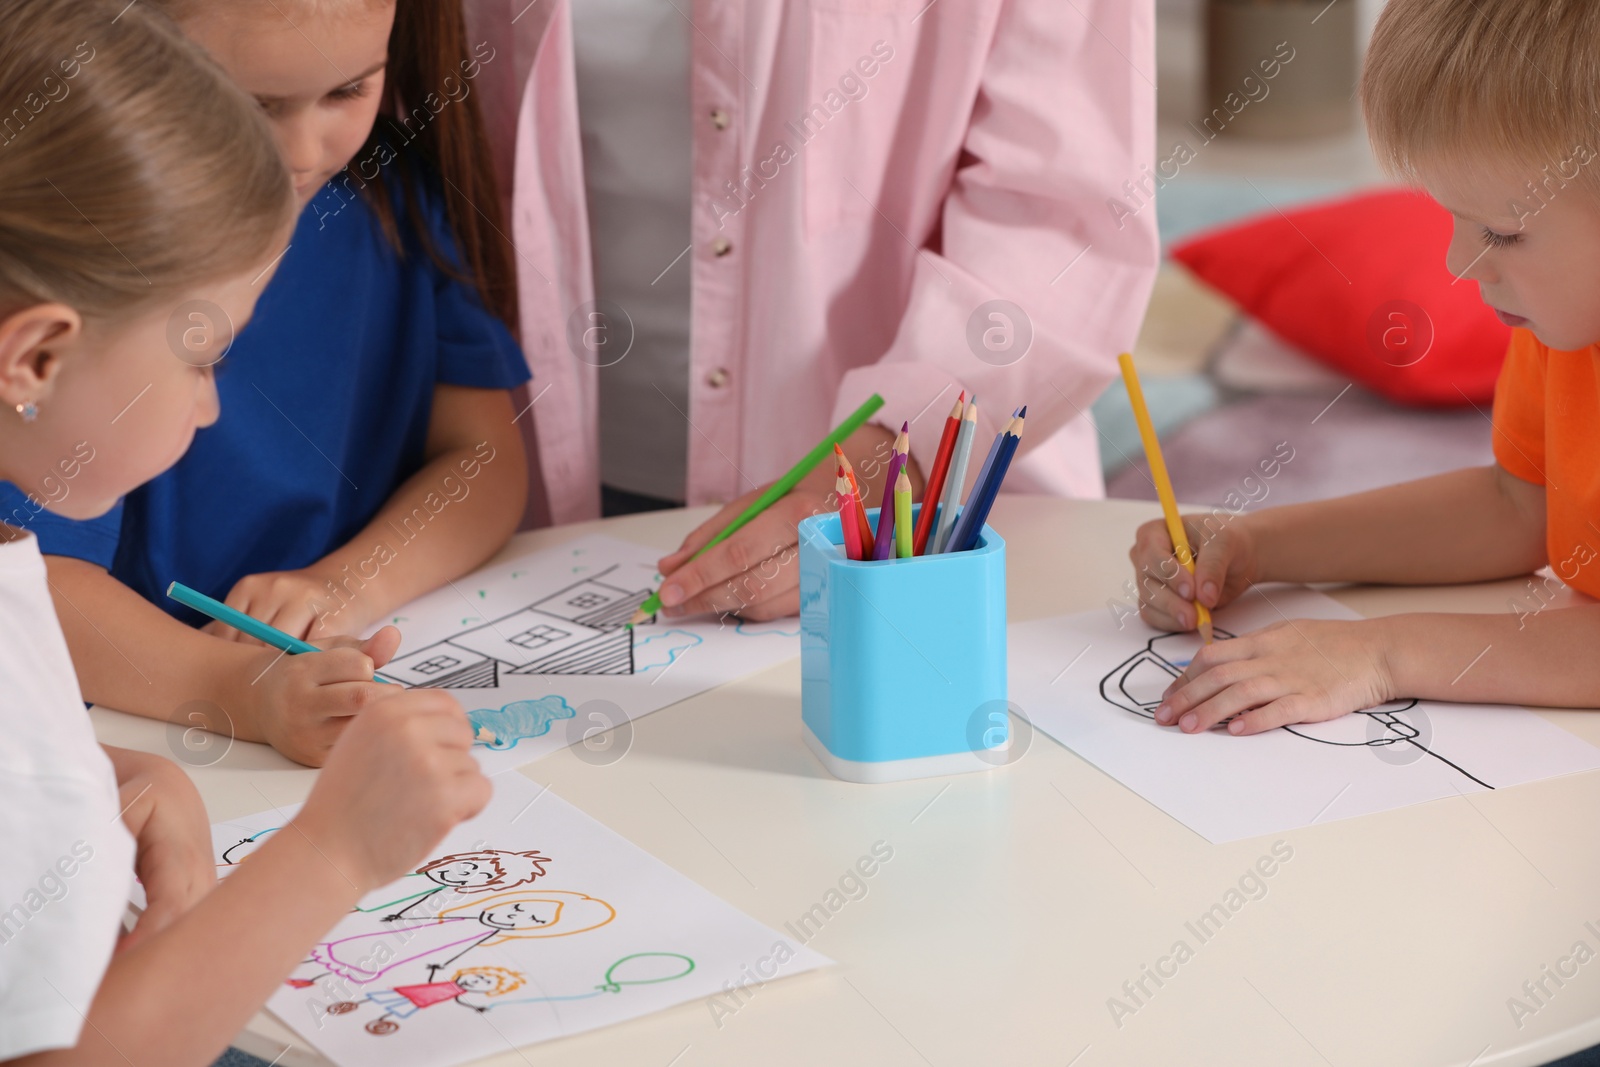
[370,0,519,331]
[151,0,521,332]
[0,0,292,319]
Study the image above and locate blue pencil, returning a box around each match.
[166,581,395,683]
[947,425,1024,556]
[943,410,1013,554]
[941,407,1018,553]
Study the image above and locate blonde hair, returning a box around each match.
[451,966,524,996]
[1362,0,1600,192]
[0,0,292,321]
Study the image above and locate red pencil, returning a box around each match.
[836,473,864,560]
[911,391,964,555]
[833,444,874,549]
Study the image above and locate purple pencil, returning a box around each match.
[870,422,910,560]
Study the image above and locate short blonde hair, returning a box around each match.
[0,0,292,321]
[1362,0,1600,190]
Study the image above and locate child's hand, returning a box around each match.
[1129,515,1260,631]
[205,567,354,644]
[237,626,403,767]
[1153,618,1396,735]
[293,689,490,893]
[104,748,216,951]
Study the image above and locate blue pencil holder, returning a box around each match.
[798,505,1008,783]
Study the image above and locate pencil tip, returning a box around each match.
[1019,405,1027,418]
[901,420,909,432]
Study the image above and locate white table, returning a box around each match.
[90,497,1600,1067]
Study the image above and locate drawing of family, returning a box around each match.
[327,954,698,1036]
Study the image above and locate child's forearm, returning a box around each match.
[305,387,527,633]
[1241,465,1546,586]
[44,556,263,736]
[13,824,363,1067]
[1376,605,1600,707]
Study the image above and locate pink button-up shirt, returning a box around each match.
[468,0,1158,527]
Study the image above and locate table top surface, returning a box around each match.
[89,496,1600,1067]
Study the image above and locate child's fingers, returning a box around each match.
[1169,674,1287,733]
[1190,527,1236,608]
[1224,695,1319,736]
[289,646,379,686]
[1130,519,1193,600]
[1139,582,1199,632]
[316,680,391,717]
[361,625,403,668]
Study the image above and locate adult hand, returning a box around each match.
[654,423,912,621]
[1154,617,1396,735]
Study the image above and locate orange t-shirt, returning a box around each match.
[1491,328,1600,597]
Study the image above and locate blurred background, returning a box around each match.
[1101,0,1497,509]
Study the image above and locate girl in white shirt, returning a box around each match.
[0,2,489,1063]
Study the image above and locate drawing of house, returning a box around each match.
[377,568,652,688]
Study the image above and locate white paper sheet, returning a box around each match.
[366,534,798,773]
[214,776,828,1067]
[1009,585,1600,843]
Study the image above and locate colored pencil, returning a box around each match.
[166,581,395,683]
[911,391,964,555]
[945,407,1019,553]
[834,444,875,551]
[836,473,864,560]
[931,397,979,554]
[893,468,913,559]
[870,422,909,561]
[950,414,1024,553]
[631,392,885,623]
[1118,353,1212,643]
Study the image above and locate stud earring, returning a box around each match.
[14,401,37,422]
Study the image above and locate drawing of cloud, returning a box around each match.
[734,619,800,638]
[468,696,577,750]
[634,629,703,672]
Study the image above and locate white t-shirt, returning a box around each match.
[0,533,135,1059]
[570,0,693,502]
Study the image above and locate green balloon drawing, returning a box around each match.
[596,953,696,993]
[488,953,696,1010]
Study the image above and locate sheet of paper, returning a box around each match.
[364,534,798,773]
[212,776,828,1067]
[1009,585,1600,843]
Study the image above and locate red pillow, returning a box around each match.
[1171,189,1510,405]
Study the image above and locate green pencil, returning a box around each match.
[629,393,886,624]
[893,467,913,559]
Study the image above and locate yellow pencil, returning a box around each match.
[1118,353,1213,643]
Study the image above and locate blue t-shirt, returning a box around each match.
[0,169,530,625]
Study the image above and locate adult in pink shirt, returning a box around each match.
[469,0,1158,619]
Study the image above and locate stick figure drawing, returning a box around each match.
[326,966,526,1035]
[294,891,617,988]
[1099,629,1494,789]
[355,849,552,922]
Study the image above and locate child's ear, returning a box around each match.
[0,303,80,408]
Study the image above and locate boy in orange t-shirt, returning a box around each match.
[1125,0,1600,734]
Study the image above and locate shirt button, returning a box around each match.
[710,108,730,130]
[706,367,731,389]
[711,236,733,257]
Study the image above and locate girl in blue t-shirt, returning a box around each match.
[31,0,534,766]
